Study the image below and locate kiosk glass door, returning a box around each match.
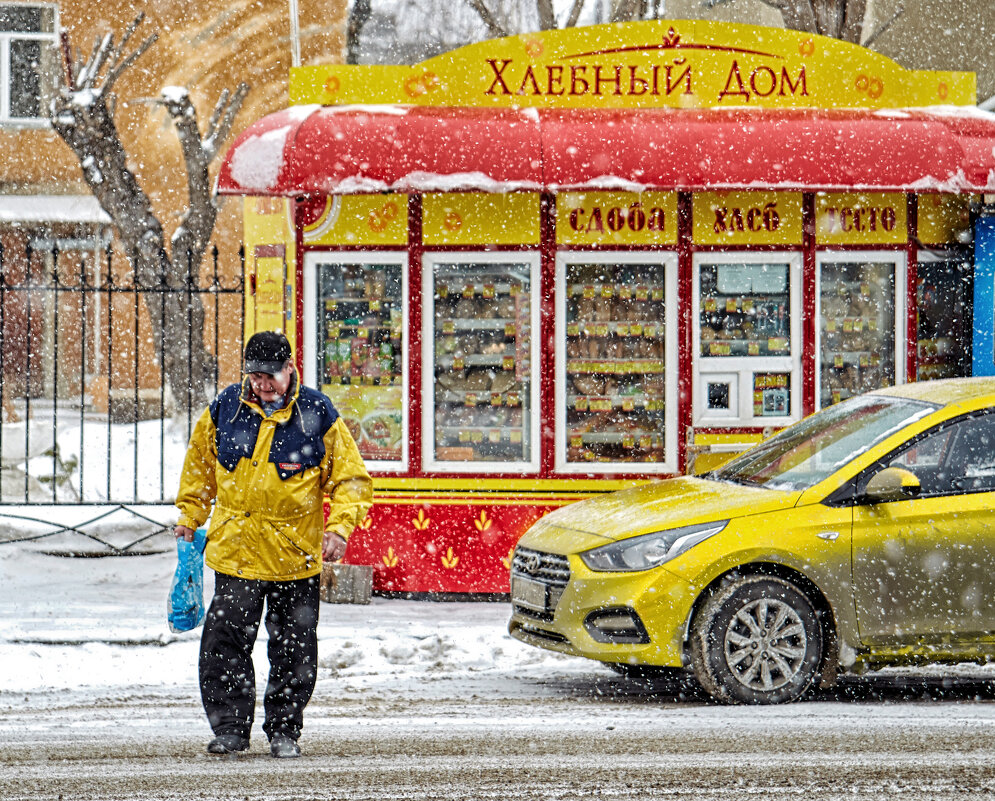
[302,253,407,471]
[817,253,905,408]
[423,253,540,473]
[555,252,678,473]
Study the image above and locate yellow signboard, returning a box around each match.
[815,192,908,244]
[303,195,408,246]
[917,193,975,245]
[291,20,974,110]
[556,192,678,246]
[422,193,540,245]
[692,191,803,246]
[243,196,296,351]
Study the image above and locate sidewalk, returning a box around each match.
[0,543,586,702]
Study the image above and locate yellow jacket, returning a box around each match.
[175,374,373,581]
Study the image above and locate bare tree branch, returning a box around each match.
[705,0,874,39]
[861,2,904,47]
[610,0,643,22]
[346,0,372,65]
[103,33,157,94]
[536,0,556,29]
[466,0,510,37]
[564,0,587,27]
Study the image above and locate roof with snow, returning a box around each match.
[215,105,995,197]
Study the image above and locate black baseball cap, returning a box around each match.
[244,331,292,375]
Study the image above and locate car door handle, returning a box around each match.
[816,531,840,541]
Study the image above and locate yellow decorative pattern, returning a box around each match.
[441,547,459,569]
[474,510,493,532]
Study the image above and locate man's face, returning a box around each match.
[247,361,293,403]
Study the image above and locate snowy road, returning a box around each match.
[5,672,995,800]
[3,548,995,799]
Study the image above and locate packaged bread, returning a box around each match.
[461,369,492,392]
[455,298,476,318]
[573,375,605,395]
[490,372,517,393]
[496,297,516,318]
[613,297,632,322]
[478,299,499,318]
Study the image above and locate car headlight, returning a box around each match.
[579,521,728,572]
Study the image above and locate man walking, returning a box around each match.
[174,331,372,758]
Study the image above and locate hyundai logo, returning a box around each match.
[523,553,542,575]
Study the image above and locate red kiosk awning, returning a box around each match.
[216,105,995,196]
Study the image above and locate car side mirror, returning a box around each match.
[864,466,921,503]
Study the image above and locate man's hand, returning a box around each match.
[322,531,348,562]
[174,525,195,542]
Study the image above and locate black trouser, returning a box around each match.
[199,572,320,742]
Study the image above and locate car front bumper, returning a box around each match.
[508,550,698,668]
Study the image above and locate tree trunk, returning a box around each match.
[51,16,247,418]
[346,0,373,64]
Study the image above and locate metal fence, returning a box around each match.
[0,242,244,519]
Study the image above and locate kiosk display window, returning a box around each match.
[818,255,903,407]
[306,255,407,470]
[555,253,678,473]
[424,254,540,472]
[699,263,791,358]
[693,254,801,427]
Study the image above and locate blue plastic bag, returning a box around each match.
[167,528,208,633]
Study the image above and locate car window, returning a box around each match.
[711,394,936,491]
[874,411,995,497]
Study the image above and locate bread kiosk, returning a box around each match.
[216,19,995,594]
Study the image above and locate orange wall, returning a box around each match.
[0,1,347,394]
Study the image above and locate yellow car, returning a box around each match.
[510,377,995,704]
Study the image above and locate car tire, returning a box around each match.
[689,574,823,705]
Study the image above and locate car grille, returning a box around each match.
[511,546,570,586]
[510,547,570,621]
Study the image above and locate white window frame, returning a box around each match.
[554,250,679,475]
[692,251,803,428]
[0,3,59,126]
[422,250,541,475]
[815,249,907,411]
[302,250,409,473]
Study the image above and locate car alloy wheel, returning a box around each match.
[723,596,806,692]
[689,574,823,704]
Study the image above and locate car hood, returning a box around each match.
[525,476,801,547]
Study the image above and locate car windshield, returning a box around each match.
[710,395,937,491]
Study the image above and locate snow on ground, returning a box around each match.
[0,545,593,705]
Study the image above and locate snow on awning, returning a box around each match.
[217,105,543,196]
[216,105,995,197]
[0,194,111,224]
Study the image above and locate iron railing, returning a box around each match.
[0,242,244,511]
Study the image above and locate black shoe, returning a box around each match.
[207,733,250,754]
[270,734,301,759]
